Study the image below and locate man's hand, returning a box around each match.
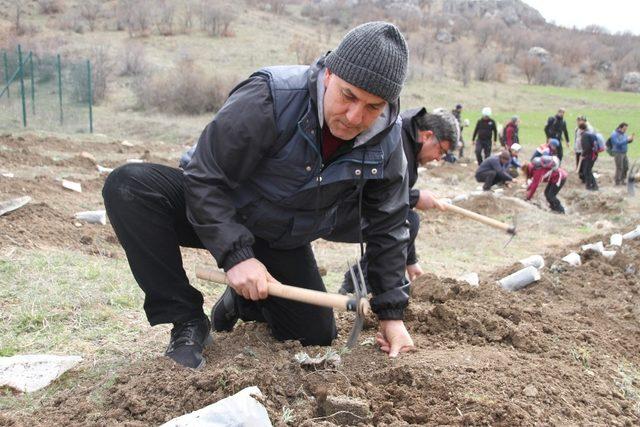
[415,189,446,211]
[406,263,424,281]
[226,258,275,301]
[376,320,414,358]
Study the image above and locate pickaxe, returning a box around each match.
[196,260,369,348]
[441,202,517,235]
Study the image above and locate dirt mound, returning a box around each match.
[455,192,525,217]
[10,240,639,426]
[564,189,626,214]
[0,201,118,257]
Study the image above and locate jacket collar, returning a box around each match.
[309,55,400,148]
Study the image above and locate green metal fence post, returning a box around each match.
[29,52,35,115]
[57,54,63,125]
[17,45,27,127]
[87,59,93,133]
[2,51,9,99]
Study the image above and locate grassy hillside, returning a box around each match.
[1,3,638,159]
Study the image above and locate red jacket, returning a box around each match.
[505,122,518,148]
[526,161,568,200]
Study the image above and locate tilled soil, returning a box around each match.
[5,239,639,426]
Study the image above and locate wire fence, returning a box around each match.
[1,45,94,134]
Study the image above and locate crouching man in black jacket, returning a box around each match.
[336,107,459,292]
[103,22,414,369]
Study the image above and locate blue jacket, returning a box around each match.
[610,130,630,153]
[180,57,410,318]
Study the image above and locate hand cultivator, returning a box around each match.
[196,260,369,348]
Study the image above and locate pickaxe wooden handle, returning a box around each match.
[196,267,370,315]
[442,203,516,235]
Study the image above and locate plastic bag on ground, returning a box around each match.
[159,386,272,427]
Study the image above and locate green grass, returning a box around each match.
[0,248,165,415]
[404,80,640,160]
[0,249,149,358]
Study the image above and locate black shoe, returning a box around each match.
[211,286,240,332]
[165,317,213,369]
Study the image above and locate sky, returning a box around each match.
[521,0,640,35]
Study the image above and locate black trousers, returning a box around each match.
[581,157,598,190]
[476,169,508,191]
[102,163,336,345]
[475,140,492,165]
[544,179,566,213]
[556,141,564,161]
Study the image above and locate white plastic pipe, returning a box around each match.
[622,226,640,240]
[581,241,604,253]
[74,210,107,225]
[519,255,545,269]
[97,165,114,174]
[602,250,616,259]
[458,272,479,287]
[610,234,623,247]
[497,266,541,291]
[562,252,581,266]
[62,179,82,193]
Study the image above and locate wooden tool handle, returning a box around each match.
[195,266,369,314]
[443,203,515,234]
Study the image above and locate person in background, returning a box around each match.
[504,116,519,149]
[610,122,635,186]
[522,155,568,214]
[338,107,459,293]
[507,143,522,177]
[452,104,465,158]
[580,124,599,191]
[531,138,559,160]
[475,150,513,191]
[472,107,497,165]
[544,108,570,161]
[573,115,593,181]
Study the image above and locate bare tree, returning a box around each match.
[152,0,176,36]
[266,0,286,15]
[181,0,197,34]
[455,43,473,87]
[289,39,319,65]
[201,3,231,37]
[79,0,102,31]
[119,41,147,76]
[519,55,542,84]
[37,0,64,14]
[12,0,25,35]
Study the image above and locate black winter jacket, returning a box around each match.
[472,118,497,142]
[544,115,570,143]
[181,57,410,319]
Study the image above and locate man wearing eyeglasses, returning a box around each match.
[337,107,459,291]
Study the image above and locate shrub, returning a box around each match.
[118,41,147,76]
[289,39,319,65]
[535,62,572,87]
[71,47,113,104]
[201,2,235,37]
[79,0,102,31]
[152,0,176,36]
[133,59,236,114]
[37,0,64,14]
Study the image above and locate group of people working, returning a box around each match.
[101,21,634,371]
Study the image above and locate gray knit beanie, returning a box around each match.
[325,21,408,103]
